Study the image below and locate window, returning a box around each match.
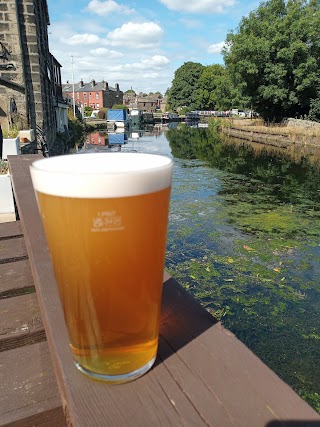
[96,92,99,100]
[83,93,87,99]
[89,92,92,98]
[98,138,101,144]
[96,103,100,108]
[77,93,79,99]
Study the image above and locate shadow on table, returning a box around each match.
[267,420,320,426]
[155,276,219,365]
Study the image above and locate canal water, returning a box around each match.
[83,125,320,411]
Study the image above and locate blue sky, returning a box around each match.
[47,0,260,94]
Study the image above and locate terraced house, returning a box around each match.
[62,79,123,112]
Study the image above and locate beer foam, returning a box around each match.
[30,153,173,198]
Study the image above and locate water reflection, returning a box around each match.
[83,125,320,411]
[84,125,165,152]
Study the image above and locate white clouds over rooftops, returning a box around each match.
[112,55,170,71]
[159,0,236,13]
[208,42,225,54]
[47,0,246,93]
[105,22,163,49]
[86,0,134,16]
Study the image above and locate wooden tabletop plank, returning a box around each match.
[0,293,45,352]
[0,341,65,427]
[0,259,34,298]
[0,221,22,240]
[0,236,28,264]
[8,154,320,427]
[159,280,320,424]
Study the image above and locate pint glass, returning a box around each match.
[30,152,173,383]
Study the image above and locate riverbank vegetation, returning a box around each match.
[167,0,320,123]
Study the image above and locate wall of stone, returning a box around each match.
[0,0,57,149]
[286,118,320,129]
[103,90,124,108]
[0,0,26,132]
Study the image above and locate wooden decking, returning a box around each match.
[1,153,319,427]
[0,221,66,426]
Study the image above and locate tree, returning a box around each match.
[196,65,249,111]
[197,64,226,110]
[308,98,320,122]
[168,62,204,110]
[223,0,320,121]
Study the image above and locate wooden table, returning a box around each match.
[0,220,66,426]
[1,154,319,427]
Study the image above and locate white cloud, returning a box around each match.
[208,41,225,54]
[86,0,134,16]
[105,22,163,49]
[90,47,123,58]
[112,55,170,71]
[159,0,236,13]
[65,34,101,45]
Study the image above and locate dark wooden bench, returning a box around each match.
[1,153,319,427]
[0,221,66,426]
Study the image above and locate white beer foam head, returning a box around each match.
[30,153,173,198]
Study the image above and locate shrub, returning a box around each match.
[308,99,320,123]
[0,160,8,174]
[112,104,127,110]
[84,106,93,116]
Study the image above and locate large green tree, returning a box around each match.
[223,0,320,121]
[197,64,226,110]
[168,62,204,110]
[197,64,249,111]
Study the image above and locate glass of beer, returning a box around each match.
[30,152,173,383]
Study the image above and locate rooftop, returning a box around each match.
[62,80,120,93]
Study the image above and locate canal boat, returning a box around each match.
[107,109,130,129]
[162,112,180,122]
[185,111,200,121]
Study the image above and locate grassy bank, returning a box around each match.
[219,118,320,147]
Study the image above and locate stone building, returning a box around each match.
[123,92,162,113]
[0,0,67,152]
[62,80,123,113]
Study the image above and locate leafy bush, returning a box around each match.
[112,104,128,110]
[2,127,19,138]
[0,160,8,175]
[84,106,93,116]
[308,99,320,123]
[67,109,84,148]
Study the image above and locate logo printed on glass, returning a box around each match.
[91,211,124,232]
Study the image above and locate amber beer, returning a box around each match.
[30,152,173,383]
